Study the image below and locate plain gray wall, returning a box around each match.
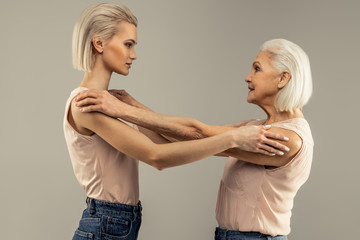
[1,0,359,239]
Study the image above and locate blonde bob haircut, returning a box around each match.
[260,39,313,112]
[72,3,138,72]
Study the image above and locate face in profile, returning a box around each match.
[101,21,138,76]
[245,51,283,106]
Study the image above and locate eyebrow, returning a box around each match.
[126,39,138,45]
[253,61,261,67]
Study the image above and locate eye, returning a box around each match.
[125,42,133,48]
[254,66,260,72]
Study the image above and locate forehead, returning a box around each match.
[115,21,137,40]
[254,51,272,63]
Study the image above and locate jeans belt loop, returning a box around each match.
[87,198,96,216]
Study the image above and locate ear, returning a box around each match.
[92,35,104,54]
[278,71,291,89]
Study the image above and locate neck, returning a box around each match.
[260,104,304,125]
[79,57,112,90]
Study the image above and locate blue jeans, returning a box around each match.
[215,227,288,240]
[72,198,142,240]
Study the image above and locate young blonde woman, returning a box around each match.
[64,3,289,240]
[75,38,313,239]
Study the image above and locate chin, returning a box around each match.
[115,69,129,76]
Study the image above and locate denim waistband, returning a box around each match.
[215,227,286,239]
[86,197,142,218]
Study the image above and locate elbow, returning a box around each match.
[146,150,167,171]
[155,164,165,171]
[151,159,167,171]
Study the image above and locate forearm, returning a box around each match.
[150,131,235,170]
[119,104,206,140]
[75,89,290,158]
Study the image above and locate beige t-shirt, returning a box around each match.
[216,118,314,236]
[63,87,139,205]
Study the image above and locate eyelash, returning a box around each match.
[125,42,133,48]
[254,66,260,72]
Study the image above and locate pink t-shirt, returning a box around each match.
[216,118,314,236]
[63,87,139,205]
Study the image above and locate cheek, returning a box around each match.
[106,45,125,61]
[103,45,127,70]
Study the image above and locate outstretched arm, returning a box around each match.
[69,98,269,170]
[75,89,294,166]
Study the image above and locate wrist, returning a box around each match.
[225,130,238,149]
[114,101,131,119]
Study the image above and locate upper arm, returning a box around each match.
[224,127,302,167]
[70,100,157,164]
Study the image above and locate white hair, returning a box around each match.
[260,39,313,112]
[72,3,138,72]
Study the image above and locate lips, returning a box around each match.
[248,86,255,91]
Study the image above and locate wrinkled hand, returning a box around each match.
[232,125,289,156]
[108,89,137,106]
[74,89,129,118]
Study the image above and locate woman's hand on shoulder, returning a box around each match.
[267,127,302,161]
[74,89,129,118]
[224,126,302,167]
[229,125,290,156]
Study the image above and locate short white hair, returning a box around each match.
[72,3,138,72]
[260,39,313,112]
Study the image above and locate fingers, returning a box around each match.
[75,97,98,108]
[264,130,289,141]
[78,105,101,113]
[109,89,128,96]
[253,140,282,156]
[264,137,289,152]
[261,126,290,154]
[256,149,276,156]
[75,90,107,104]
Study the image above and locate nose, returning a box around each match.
[130,49,137,60]
[245,72,251,83]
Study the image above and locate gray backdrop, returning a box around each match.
[1,0,359,239]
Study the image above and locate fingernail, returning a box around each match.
[285,147,290,152]
[271,153,276,156]
[265,125,271,128]
[278,151,284,155]
[284,137,289,141]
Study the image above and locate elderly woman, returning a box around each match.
[65,3,290,240]
[76,38,313,239]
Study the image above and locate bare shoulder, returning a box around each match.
[223,126,303,167]
[268,127,303,157]
[68,98,95,136]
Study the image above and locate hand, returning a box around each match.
[74,89,129,118]
[231,125,290,156]
[109,89,149,110]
